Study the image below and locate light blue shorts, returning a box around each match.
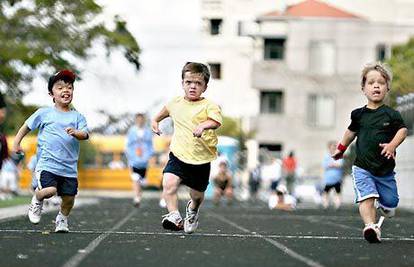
[352,166,399,209]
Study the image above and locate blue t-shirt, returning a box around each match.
[322,153,344,185]
[125,126,153,169]
[26,107,88,178]
[2,159,17,173]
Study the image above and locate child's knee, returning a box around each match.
[380,195,399,209]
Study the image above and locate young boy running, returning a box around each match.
[125,113,154,207]
[151,62,222,233]
[333,62,407,243]
[12,69,89,233]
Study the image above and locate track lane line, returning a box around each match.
[61,209,137,267]
[208,212,325,267]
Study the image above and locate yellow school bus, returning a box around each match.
[9,135,170,190]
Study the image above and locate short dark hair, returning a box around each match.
[181,62,210,84]
[48,69,76,93]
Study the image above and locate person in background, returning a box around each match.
[322,141,344,209]
[268,184,296,211]
[125,113,154,208]
[282,151,297,195]
[212,160,233,206]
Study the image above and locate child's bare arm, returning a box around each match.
[193,119,221,138]
[379,127,408,159]
[12,124,31,152]
[65,128,89,140]
[332,129,356,160]
[151,106,169,135]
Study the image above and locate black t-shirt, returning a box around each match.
[348,105,406,176]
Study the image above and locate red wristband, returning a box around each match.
[337,143,347,153]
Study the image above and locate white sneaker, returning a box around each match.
[55,214,69,233]
[28,195,43,224]
[363,223,381,243]
[374,199,395,218]
[159,198,167,208]
[162,211,183,231]
[133,197,141,208]
[184,201,199,234]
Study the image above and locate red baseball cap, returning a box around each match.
[48,69,76,92]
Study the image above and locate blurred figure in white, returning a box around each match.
[0,152,24,199]
[268,184,297,211]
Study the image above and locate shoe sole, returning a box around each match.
[55,229,69,233]
[162,220,183,231]
[363,228,381,243]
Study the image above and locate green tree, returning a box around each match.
[387,37,414,106]
[0,0,140,99]
[2,99,38,134]
[216,115,254,150]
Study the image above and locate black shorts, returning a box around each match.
[132,167,147,178]
[270,180,279,191]
[38,170,78,196]
[324,182,342,194]
[214,179,229,191]
[163,152,210,192]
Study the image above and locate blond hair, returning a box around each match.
[361,62,393,91]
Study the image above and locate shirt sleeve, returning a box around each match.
[25,108,46,131]
[391,110,406,131]
[77,113,89,133]
[347,109,360,132]
[207,102,222,125]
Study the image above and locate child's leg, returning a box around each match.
[131,181,142,203]
[213,188,222,204]
[60,195,75,216]
[36,187,57,201]
[359,197,377,224]
[189,188,204,211]
[162,173,181,212]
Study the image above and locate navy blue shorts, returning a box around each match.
[270,180,279,191]
[324,182,342,193]
[36,170,78,196]
[163,152,210,192]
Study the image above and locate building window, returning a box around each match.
[307,94,335,128]
[259,143,283,159]
[208,63,221,79]
[210,19,223,35]
[309,40,336,75]
[264,38,285,60]
[376,44,388,61]
[260,91,283,114]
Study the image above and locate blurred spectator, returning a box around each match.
[125,113,154,207]
[213,161,233,206]
[248,164,261,199]
[0,152,24,198]
[261,157,282,193]
[322,141,344,209]
[268,184,296,211]
[282,151,297,195]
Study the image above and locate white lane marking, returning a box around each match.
[208,212,324,267]
[61,210,136,267]
[1,229,414,241]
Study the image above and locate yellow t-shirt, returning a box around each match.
[166,96,222,165]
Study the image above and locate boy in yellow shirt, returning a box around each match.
[152,62,222,233]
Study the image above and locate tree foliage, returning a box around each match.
[387,37,414,106]
[0,0,140,99]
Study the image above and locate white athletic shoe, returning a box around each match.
[162,211,183,231]
[28,195,43,224]
[133,197,141,208]
[55,214,69,233]
[363,223,381,243]
[159,198,167,208]
[184,201,199,234]
[374,199,395,218]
